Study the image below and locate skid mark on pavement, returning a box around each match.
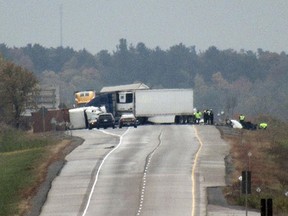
[136,131,163,216]
[192,125,204,216]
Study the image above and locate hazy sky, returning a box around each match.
[1,0,287,54]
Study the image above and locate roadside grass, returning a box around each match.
[0,149,45,215]
[0,128,50,152]
[0,127,58,216]
[222,119,288,215]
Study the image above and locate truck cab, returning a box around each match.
[116,91,134,113]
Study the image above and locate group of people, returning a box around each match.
[191,110,268,129]
[193,109,214,125]
[239,114,268,130]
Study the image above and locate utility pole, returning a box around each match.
[60,4,63,47]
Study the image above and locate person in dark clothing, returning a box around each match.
[242,121,257,130]
[203,109,208,124]
[208,109,214,125]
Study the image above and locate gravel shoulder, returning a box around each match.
[205,126,259,216]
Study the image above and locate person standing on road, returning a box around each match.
[195,110,202,124]
[203,109,208,124]
[208,109,214,125]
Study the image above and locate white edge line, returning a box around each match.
[81,127,131,216]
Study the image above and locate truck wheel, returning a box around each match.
[175,116,180,124]
[182,116,187,124]
[180,116,185,124]
[187,116,193,124]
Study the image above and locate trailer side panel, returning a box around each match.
[134,89,193,117]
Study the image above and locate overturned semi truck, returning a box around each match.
[86,88,194,124]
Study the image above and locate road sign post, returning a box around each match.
[242,171,251,216]
[242,171,251,194]
[261,198,273,216]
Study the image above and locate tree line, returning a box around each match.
[0,39,288,123]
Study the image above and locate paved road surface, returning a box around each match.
[39,125,260,216]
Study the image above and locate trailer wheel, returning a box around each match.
[175,116,180,124]
[176,116,185,124]
[182,116,188,124]
[187,116,193,124]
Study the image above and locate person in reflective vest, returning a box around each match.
[195,110,202,124]
[259,122,268,129]
[239,114,245,124]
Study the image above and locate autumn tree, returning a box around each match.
[0,58,38,128]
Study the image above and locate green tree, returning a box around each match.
[0,59,38,128]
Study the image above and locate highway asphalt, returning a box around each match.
[29,125,260,216]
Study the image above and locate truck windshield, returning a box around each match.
[117,92,133,103]
[126,93,133,103]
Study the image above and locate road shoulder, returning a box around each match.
[195,125,259,216]
[24,136,84,216]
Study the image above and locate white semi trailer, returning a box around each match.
[134,89,194,124]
